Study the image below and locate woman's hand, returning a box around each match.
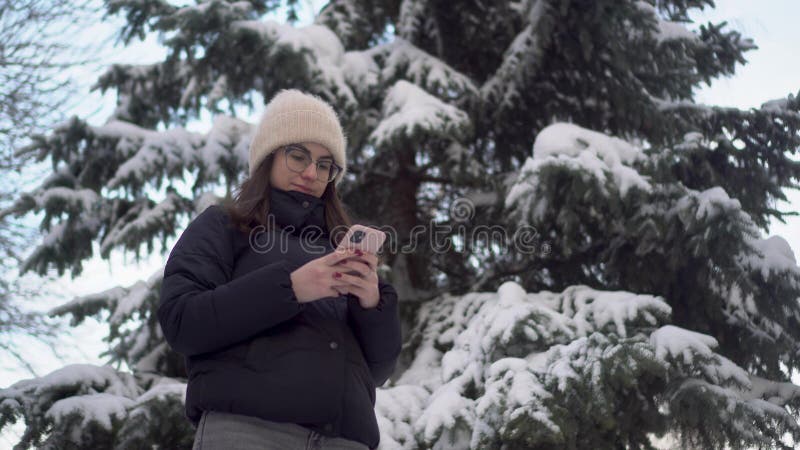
[332,250,381,309]
[290,248,362,303]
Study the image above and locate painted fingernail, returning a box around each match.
[355,249,363,256]
[334,272,342,278]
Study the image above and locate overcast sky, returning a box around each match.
[690,1,800,269]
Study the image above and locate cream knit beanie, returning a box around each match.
[249,89,347,184]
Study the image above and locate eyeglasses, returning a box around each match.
[281,144,341,183]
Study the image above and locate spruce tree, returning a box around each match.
[1,0,798,448]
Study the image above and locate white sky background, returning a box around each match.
[1,0,799,445]
[690,1,800,257]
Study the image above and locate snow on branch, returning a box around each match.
[506,122,652,222]
[230,19,358,107]
[390,280,681,447]
[374,385,432,449]
[379,38,478,98]
[98,190,189,258]
[481,0,549,108]
[18,213,102,277]
[100,120,201,190]
[650,325,750,387]
[29,187,99,215]
[381,273,799,448]
[46,393,135,431]
[1,364,141,434]
[397,0,440,46]
[744,375,800,407]
[669,186,745,226]
[0,364,187,447]
[558,286,671,338]
[198,115,252,181]
[314,0,365,48]
[48,267,167,371]
[370,80,471,148]
[48,285,127,326]
[738,235,800,283]
[669,377,800,447]
[635,1,699,44]
[341,49,380,97]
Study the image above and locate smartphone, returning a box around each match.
[335,224,387,276]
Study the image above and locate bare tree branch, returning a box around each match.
[0,0,96,374]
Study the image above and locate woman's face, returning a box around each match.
[269,142,333,198]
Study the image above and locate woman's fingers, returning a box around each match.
[330,279,356,296]
[338,272,380,307]
[335,260,372,278]
[336,253,378,273]
[325,248,360,266]
[328,249,378,269]
[324,250,379,301]
[354,253,378,272]
[330,278,352,288]
[334,271,370,288]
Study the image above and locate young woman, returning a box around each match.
[158,90,402,450]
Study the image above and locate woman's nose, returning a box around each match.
[300,163,318,180]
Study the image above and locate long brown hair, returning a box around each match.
[221,152,354,248]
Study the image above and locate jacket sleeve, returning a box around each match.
[158,205,305,357]
[346,278,402,387]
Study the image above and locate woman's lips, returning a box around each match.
[292,183,312,193]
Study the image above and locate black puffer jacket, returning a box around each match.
[158,187,402,449]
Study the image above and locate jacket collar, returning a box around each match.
[268,186,327,237]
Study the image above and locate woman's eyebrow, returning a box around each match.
[288,143,311,154]
[291,144,333,161]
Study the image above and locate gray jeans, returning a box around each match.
[192,410,370,450]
